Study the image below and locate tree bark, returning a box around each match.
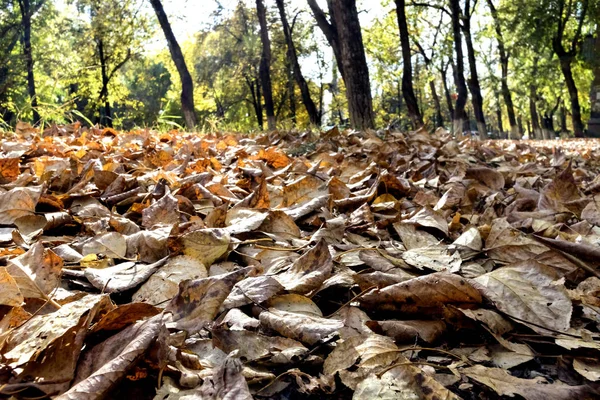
[286,59,297,124]
[486,0,518,139]
[529,85,543,139]
[276,0,320,125]
[560,103,568,133]
[440,61,454,121]
[150,0,198,130]
[307,0,343,78]
[97,38,112,127]
[308,0,374,130]
[395,0,423,128]
[246,75,263,129]
[551,0,587,137]
[558,57,585,136]
[256,0,276,130]
[18,0,40,124]
[495,91,503,136]
[429,80,444,128]
[462,0,486,137]
[449,0,468,136]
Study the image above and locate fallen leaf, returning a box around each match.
[473,260,572,334]
[0,186,43,224]
[463,364,599,400]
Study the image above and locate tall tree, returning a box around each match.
[440,58,455,121]
[551,0,588,137]
[461,0,486,136]
[256,0,276,130]
[17,0,41,124]
[308,0,374,129]
[590,22,600,136]
[149,0,197,130]
[276,0,320,125]
[395,0,423,128]
[486,0,519,138]
[448,0,469,135]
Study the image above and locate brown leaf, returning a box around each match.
[141,192,181,228]
[2,295,112,395]
[165,267,254,332]
[0,185,43,224]
[360,272,482,313]
[466,166,505,191]
[463,365,599,400]
[274,239,333,294]
[0,157,20,184]
[58,313,166,400]
[179,228,231,267]
[84,257,168,293]
[7,242,63,300]
[473,260,572,334]
[259,309,343,345]
[0,267,24,307]
[367,320,446,343]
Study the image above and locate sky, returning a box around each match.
[153,0,390,45]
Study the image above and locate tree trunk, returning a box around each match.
[590,23,600,136]
[558,57,584,137]
[308,0,374,130]
[462,0,485,137]
[495,92,503,136]
[18,0,40,124]
[430,80,444,128]
[449,0,468,137]
[561,103,568,134]
[287,60,296,124]
[276,0,319,125]
[256,0,276,130]
[246,76,263,129]
[551,0,587,137]
[440,62,454,121]
[487,0,518,138]
[529,85,543,139]
[394,0,423,128]
[97,38,112,127]
[517,115,524,137]
[150,0,197,130]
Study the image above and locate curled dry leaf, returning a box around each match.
[84,257,168,293]
[212,325,308,363]
[57,313,166,400]
[2,295,112,395]
[259,309,344,345]
[6,242,62,300]
[222,275,284,310]
[463,364,599,400]
[366,320,446,343]
[466,166,505,191]
[360,272,482,313]
[0,185,42,224]
[165,267,254,332]
[274,239,333,294]
[0,267,24,307]
[354,366,460,400]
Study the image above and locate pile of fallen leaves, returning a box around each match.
[1,122,600,399]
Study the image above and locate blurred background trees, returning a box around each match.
[0,0,598,136]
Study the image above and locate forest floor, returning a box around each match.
[1,124,600,399]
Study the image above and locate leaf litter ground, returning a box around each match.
[1,124,600,399]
